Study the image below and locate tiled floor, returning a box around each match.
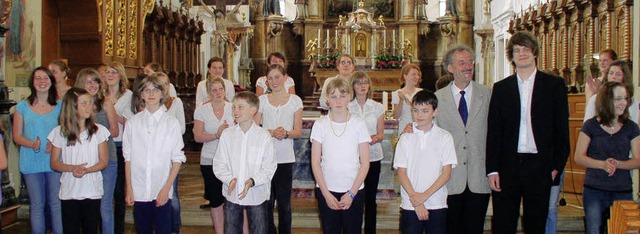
[5,152,588,233]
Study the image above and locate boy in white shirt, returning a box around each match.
[310,78,371,233]
[123,76,186,234]
[393,90,457,233]
[213,92,277,234]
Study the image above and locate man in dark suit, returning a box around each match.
[436,45,491,234]
[486,31,570,234]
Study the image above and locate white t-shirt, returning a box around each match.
[123,107,186,202]
[193,102,234,165]
[584,94,639,124]
[165,97,186,134]
[213,123,277,206]
[310,114,371,192]
[392,88,423,132]
[393,123,458,210]
[169,83,177,97]
[196,79,235,106]
[48,124,110,200]
[256,76,295,94]
[348,99,385,162]
[113,89,133,142]
[258,94,303,164]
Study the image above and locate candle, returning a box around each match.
[392,30,396,49]
[383,31,386,48]
[335,30,338,50]
[401,30,405,44]
[317,29,321,49]
[382,91,389,111]
[326,29,330,48]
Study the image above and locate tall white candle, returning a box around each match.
[392,30,396,49]
[335,30,338,50]
[382,91,389,111]
[383,31,387,48]
[401,30,405,44]
[326,29,330,48]
[317,29,321,49]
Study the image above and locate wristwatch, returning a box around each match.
[284,131,289,139]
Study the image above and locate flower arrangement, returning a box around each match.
[375,53,406,69]
[315,54,340,69]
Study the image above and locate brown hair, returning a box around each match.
[49,60,70,78]
[506,31,539,65]
[206,76,227,101]
[596,82,629,126]
[75,68,106,112]
[138,75,167,106]
[350,71,372,100]
[600,49,618,61]
[602,60,633,98]
[27,67,58,106]
[106,61,130,98]
[59,87,99,146]
[233,91,259,108]
[267,52,287,68]
[145,62,164,73]
[324,78,353,103]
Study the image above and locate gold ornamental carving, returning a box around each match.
[128,0,138,59]
[97,0,103,32]
[105,0,115,56]
[116,0,126,58]
[0,0,12,24]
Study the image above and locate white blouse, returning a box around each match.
[165,97,186,134]
[258,94,303,164]
[113,89,133,142]
[193,102,234,165]
[49,124,110,200]
[348,99,385,162]
[196,79,235,106]
[123,107,186,202]
[256,76,296,93]
[392,88,423,133]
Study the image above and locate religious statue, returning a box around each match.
[306,38,318,60]
[378,15,385,27]
[403,39,413,58]
[262,0,281,16]
[337,15,345,27]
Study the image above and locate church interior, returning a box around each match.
[0,0,638,233]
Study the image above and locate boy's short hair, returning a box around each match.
[324,78,353,100]
[412,90,438,110]
[138,75,167,105]
[506,31,539,63]
[233,91,259,108]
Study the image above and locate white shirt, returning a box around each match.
[310,114,371,192]
[348,99,385,162]
[256,76,295,93]
[169,83,177,97]
[451,82,473,110]
[48,124,110,200]
[194,102,234,165]
[516,71,538,153]
[165,97,186,134]
[319,76,340,110]
[393,123,457,210]
[258,94,303,164]
[123,107,186,202]
[584,94,639,124]
[196,79,235,106]
[113,89,133,142]
[392,88,423,133]
[213,123,277,205]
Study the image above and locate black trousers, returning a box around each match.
[316,188,365,234]
[446,186,490,234]
[491,153,552,234]
[114,145,126,234]
[268,163,293,234]
[61,199,101,234]
[364,160,381,234]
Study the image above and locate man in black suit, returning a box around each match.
[486,31,570,234]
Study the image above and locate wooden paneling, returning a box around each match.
[42,0,61,66]
[564,94,586,194]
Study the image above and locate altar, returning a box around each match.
[314,69,403,92]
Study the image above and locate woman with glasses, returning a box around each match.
[347,71,385,234]
[13,67,63,234]
[575,81,640,233]
[583,60,638,124]
[319,54,355,110]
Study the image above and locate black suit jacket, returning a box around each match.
[486,70,570,185]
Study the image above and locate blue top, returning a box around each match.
[583,117,640,192]
[16,100,61,174]
[95,109,117,162]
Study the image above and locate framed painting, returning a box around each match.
[326,0,395,20]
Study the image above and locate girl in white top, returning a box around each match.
[105,61,133,143]
[49,60,72,99]
[196,57,235,105]
[49,87,110,234]
[255,52,296,96]
[347,71,385,233]
[584,60,639,123]
[310,78,371,233]
[144,62,177,97]
[254,64,303,233]
[193,77,233,234]
[319,54,355,110]
[392,64,424,133]
[584,50,617,102]
[154,72,186,134]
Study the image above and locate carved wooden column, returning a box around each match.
[585,3,597,76]
[571,4,584,87]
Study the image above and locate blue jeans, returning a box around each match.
[23,171,63,234]
[171,176,181,233]
[400,208,447,234]
[545,172,565,234]
[224,201,268,234]
[101,160,118,234]
[583,186,632,234]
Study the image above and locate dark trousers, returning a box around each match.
[492,153,551,234]
[364,160,381,234]
[133,200,173,234]
[316,188,365,234]
[225,201,269,234]
[446,186,490,234]
[114,145,126,234]
[268,163,293,234]
[61,199,101,234]
[400,208,447,234]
